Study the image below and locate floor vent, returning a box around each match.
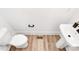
[37,36,43,39]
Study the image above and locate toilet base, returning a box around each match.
[16,43,28,48]
[0,45,11,51]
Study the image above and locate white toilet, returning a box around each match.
[0,27,28,50]
[9,34,28,48]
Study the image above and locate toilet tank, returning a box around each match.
[0,27,12,45]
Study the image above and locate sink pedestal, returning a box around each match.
[56,37,68,49]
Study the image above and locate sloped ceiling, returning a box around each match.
[0,8,77,35]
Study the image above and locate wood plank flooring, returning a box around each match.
[10,35,65,51]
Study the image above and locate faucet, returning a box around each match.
[73,21,79,28]
[73,21,79,33]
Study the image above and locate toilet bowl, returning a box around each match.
[9,34,28,48]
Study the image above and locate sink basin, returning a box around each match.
[60,24,79,47]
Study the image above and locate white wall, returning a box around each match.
[0,8,76,35]
[69,9,79,24]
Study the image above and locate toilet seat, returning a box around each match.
[9,34,28,48]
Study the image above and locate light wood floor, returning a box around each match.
[10,35,65,51]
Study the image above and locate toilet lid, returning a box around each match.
[10,34,28,46]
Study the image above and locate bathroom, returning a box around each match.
[0,8,79,51]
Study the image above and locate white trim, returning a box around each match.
[15,30,61,35]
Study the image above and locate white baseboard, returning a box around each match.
[15,30,61,35]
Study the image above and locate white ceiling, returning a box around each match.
[0,8,78,35]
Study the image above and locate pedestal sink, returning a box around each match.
[60,24,79,47]
[56,24,79,51]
